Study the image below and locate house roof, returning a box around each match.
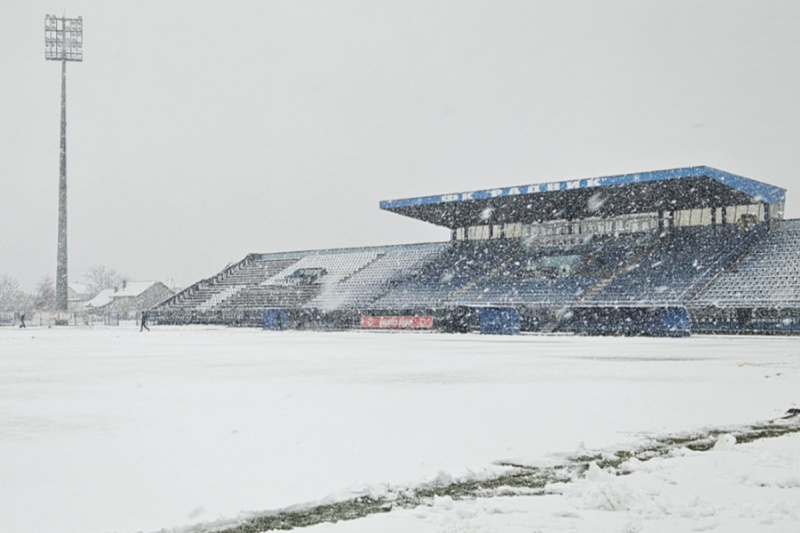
[85,289,115,308]
[68,282,90,296]
[85,281,161,308]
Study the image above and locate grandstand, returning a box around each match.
[151,166,800,335]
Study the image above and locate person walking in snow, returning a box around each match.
[140,311,150,332]
[19,312,26,328]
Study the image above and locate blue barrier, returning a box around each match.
[478,307,520,335]
[562,306,691,337]
[262,309,288,331]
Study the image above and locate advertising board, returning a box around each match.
[360,316,433,329]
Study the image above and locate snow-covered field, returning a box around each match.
[308,431,800,533]
[1,326,799,533]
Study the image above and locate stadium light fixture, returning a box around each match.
[45,14,83,313]
[45,15,84,62]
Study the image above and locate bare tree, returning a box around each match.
[34,276,56,310]
[0,275,26,311]
[84,265,124,296]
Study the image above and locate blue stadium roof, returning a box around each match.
[380,166,786,229]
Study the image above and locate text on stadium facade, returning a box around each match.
[379,167,787,211]
[439,178,603,203]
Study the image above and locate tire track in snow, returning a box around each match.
[170,418,800,533]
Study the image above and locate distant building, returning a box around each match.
[68,282,92,311]
[85,281,174,319]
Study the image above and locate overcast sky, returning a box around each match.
[2,1,799,291]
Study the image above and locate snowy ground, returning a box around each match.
[307,431,800,533]
[1,326,799,533]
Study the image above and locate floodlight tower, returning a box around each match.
[45,15,83,312]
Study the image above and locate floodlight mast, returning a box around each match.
[45,15,82,312]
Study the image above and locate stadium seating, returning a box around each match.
[265,251,381,287]
[159,255,303,312]
[210,246,447,310]
[452,234,654,307]
[152,220,800,333]
[307,243,448,310]
[691,220,800,307]
[584,225,760,305]
[368,240,519,309]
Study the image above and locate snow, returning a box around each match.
[1,326,799,533]
[67,282,90,296]
[313,433,800,533]
[84,287,115,307]
[108,280,159,297]
[85,281,159,308]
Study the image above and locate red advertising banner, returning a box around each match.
[360,316,434,329]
